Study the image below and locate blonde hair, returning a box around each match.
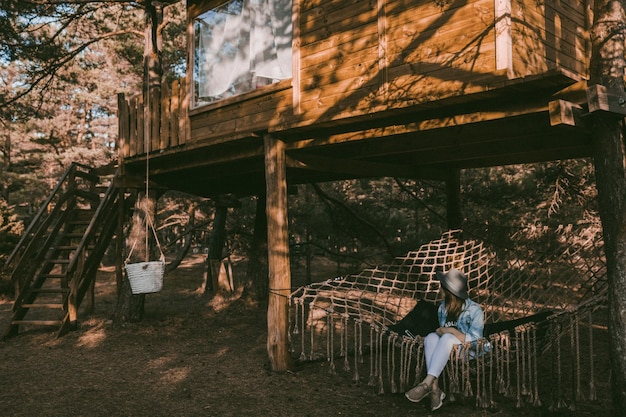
[444,287,464,321]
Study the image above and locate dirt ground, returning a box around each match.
[0,254,614,417]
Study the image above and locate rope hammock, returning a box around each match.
[289,230,606,410]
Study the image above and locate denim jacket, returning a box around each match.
[437,298,484,343]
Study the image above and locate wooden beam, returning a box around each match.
[587,84,626,116]
[263,134,293,372]
[549,99,585,127]
[286,153,445,179]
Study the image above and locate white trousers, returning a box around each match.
[423,332,462,378]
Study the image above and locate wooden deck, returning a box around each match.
[114,0,598,373]
[118,72,591,197]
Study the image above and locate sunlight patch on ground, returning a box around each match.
[206,288,243,312]
[180,253,207,266]
[76,324,107,349]
[159,367,190,385]
[147,355,178,369]
[214,347,230,357]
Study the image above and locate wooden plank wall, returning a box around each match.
[118,79,189,158]
[299,0,379,119]
[188,81,293,145]
[181,0,588,146]
[298,0,498,123]
[510,0,588,78]
[384,0,497,103]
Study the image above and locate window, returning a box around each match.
[192,0,292,107]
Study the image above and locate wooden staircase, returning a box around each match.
[2,162,127,339]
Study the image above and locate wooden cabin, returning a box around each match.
[120,0,593,195]
[117,0,598,370]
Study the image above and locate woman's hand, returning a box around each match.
[435,327,447,336]
[436,326,466,342]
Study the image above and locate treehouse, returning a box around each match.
[116,0,603,371]
[120,0,595,198]
[4,0,610,375]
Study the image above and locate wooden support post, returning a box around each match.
[446,170,462,231]
[263,133,293,372]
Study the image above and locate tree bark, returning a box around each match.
[142,1,163,157]
[168,203,196,272]
[243,194,269,300]
[202,204,228,294]
[589,1,626,414]
[263,134,293,372]
[1,132,10,202]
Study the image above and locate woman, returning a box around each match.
[405,268,485,411]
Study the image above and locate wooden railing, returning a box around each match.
[5,163,96,273]
[117,79,189,158]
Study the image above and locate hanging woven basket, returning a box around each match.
[125,257,166,294]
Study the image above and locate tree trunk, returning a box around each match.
[243,194,269,300]
[113,277,145,323]
[112,1,164,325]
[113,192,160,324]
[1,132,10,202]
[143,1,163,154]
[263,134,293,372]
[202,204,228,294]
[168,203,196,272]
[589,1,626,414]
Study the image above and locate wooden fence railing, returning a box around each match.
[117,78,189,158]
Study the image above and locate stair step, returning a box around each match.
[41,273,65,279]
[32,288,69,294]
[11,320,62,326]
[48,259,70,264]
[54,245,94,251]
[54,246,78,251]
[73,209,97,219]
[22,303,64,309]
[74,189,101,202]
[62,233,88,239]
[68,219,91,226]
[73,170,100,183]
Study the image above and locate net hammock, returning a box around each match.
[289,230,606,410]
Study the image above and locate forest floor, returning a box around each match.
[0,254,614,417]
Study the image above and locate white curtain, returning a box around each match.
[198,1,249,98]
[195,0,292,101]
[250,0,292,80]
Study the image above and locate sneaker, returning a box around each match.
[430,389,446,411]
[405,382,431,403]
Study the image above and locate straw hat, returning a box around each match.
[436,268,469,300]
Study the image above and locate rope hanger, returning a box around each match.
[125,124,164,264]
[123,124,165,294]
